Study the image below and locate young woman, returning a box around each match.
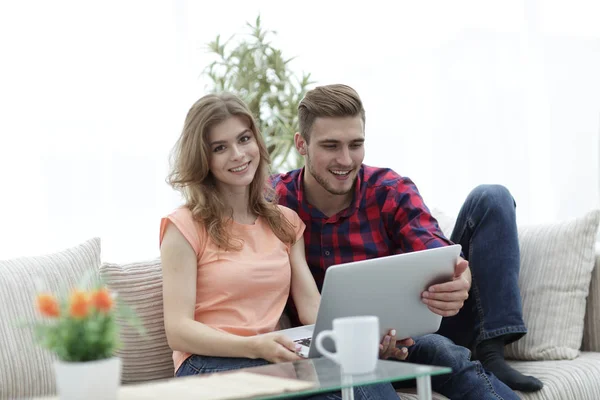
[159,93,399,400]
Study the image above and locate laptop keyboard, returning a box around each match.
[294,337,312,347]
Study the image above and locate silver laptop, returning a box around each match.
[280,244,462,358]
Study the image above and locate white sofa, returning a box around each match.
[1,210,600,399]
[397,250,600,400]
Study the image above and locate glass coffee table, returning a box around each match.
[235,357,451,400]
[35,358,451,400]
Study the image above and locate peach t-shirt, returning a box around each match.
[159,205,305,373]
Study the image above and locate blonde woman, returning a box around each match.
[159,93,400,400]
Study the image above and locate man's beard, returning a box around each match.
[306,152,354,196]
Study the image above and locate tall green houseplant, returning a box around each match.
[204,16,314,172]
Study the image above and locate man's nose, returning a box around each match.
[337,147,352,165]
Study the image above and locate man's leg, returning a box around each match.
[436,184,543,391]
[394,334,519,399]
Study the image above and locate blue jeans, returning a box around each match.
[396,334,519,399]
[392,185,524,399]
[437,184,527,349]
[176,355,399,400]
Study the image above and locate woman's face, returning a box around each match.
[207,116,260,192]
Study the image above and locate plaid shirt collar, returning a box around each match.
[294,166,364,221]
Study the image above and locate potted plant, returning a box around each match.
[204,15,315,172]
[32,281,142,400]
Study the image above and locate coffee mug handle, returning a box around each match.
[315,329,339,363]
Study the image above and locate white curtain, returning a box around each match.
[0,0,598,263]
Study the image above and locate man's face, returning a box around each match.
[300,116,365,196]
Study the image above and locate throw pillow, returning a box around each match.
[0,238,101,399]
[582,246,600,352]
[505,210,600,360]
[99,259,174,382]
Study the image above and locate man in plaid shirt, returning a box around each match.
[272,84,542,397]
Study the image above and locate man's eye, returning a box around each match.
[213,145,225,153]
[350,143,363,149]
[323,145,336,149]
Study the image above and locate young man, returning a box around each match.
[272,84,543,397]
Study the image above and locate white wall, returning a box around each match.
[0,0,598,262]
[181,0,600,220]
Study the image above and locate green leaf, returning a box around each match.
[201,14,315,171]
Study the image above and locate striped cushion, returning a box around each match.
[396,353,600,400]
[99,259,174,383]
[506,210,600,360]
[509,352,600,399]
[395,388,449,399]
[582,249,600,352]
[0,238,101,399]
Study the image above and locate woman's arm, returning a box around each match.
[161,222,300,362]
[289,237,321,325]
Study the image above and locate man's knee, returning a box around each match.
[467,184,515,210]
[412,334,471,370]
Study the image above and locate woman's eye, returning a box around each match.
[213,145,225,153]
[240,135,251,143]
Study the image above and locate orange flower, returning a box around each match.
[69,290,90,319]
[91,288,113,313]
[36,293,60,318]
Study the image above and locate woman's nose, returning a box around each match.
[230,145,243,160]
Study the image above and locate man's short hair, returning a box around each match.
[298,84,366,142]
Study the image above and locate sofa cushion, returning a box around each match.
[396,352,600,400]
[394,388,449,399]
[99,259,174,383]
[582,247,600,352]
[505,210,600,360]
[431,207,600,360]
[508,352,600,400]
[0,238,101,399]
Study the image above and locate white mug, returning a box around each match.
[315,315,379,375]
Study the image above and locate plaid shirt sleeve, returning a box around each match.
[382,176,453,252]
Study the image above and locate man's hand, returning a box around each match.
[379,329,414,360]
[421,258,471,317]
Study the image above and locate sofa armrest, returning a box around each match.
[582,246,600,351]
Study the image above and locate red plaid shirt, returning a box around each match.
[272,165,453,325]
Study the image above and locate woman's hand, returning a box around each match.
[249,333,303,363]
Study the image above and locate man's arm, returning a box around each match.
[383,177,471,316]
[382,177,453,252]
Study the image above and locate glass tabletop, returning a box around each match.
[228,357,451,399]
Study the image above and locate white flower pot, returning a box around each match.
[54,357,121,400]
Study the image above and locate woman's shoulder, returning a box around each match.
[166,206,194,221]
[275,205,300,220]
[166,206,208,233]
[161,206,208,256]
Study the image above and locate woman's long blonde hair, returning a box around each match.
[167,93,296,250]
